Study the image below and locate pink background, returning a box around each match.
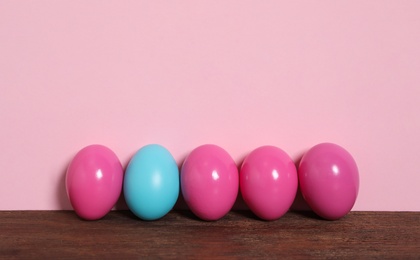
[1,1,419,211]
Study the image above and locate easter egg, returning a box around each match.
[66,145,123,220]
[298,143,359,220]
[240,146,298,220]
[181,144,238,221]
[124,144,179,220]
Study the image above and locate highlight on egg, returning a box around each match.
[298,143,359,220]
[124,144,180,221]
[66,144,124,220]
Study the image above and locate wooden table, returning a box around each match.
[1,211,419,258]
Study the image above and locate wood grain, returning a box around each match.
[1,211,419,258]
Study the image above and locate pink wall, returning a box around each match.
[1,1,419,211]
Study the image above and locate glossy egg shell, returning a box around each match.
[124,144,179,220]
[240,146,298,220]
[298,143,359,220]
[66,145,123,220]
[181,144,238,221]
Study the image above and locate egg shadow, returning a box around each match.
[114,210,140,220]
[114,167,129,211]
[292,210,324,220]
[233,154,249,211]
[114,149,139,211]
[57,163,72,210]
[227,153,261,220]
[173,154,189,211]
[175,210,203,221]
[114,191,129,210]
[290,152,318,219]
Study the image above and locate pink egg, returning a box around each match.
[181,144,238,221]
[240,146,298,220]
[298,143,359,220]
[66,145,123,220]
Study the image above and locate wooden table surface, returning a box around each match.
[1,211,419,258]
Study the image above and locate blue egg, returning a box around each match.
[124,144,180,220]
